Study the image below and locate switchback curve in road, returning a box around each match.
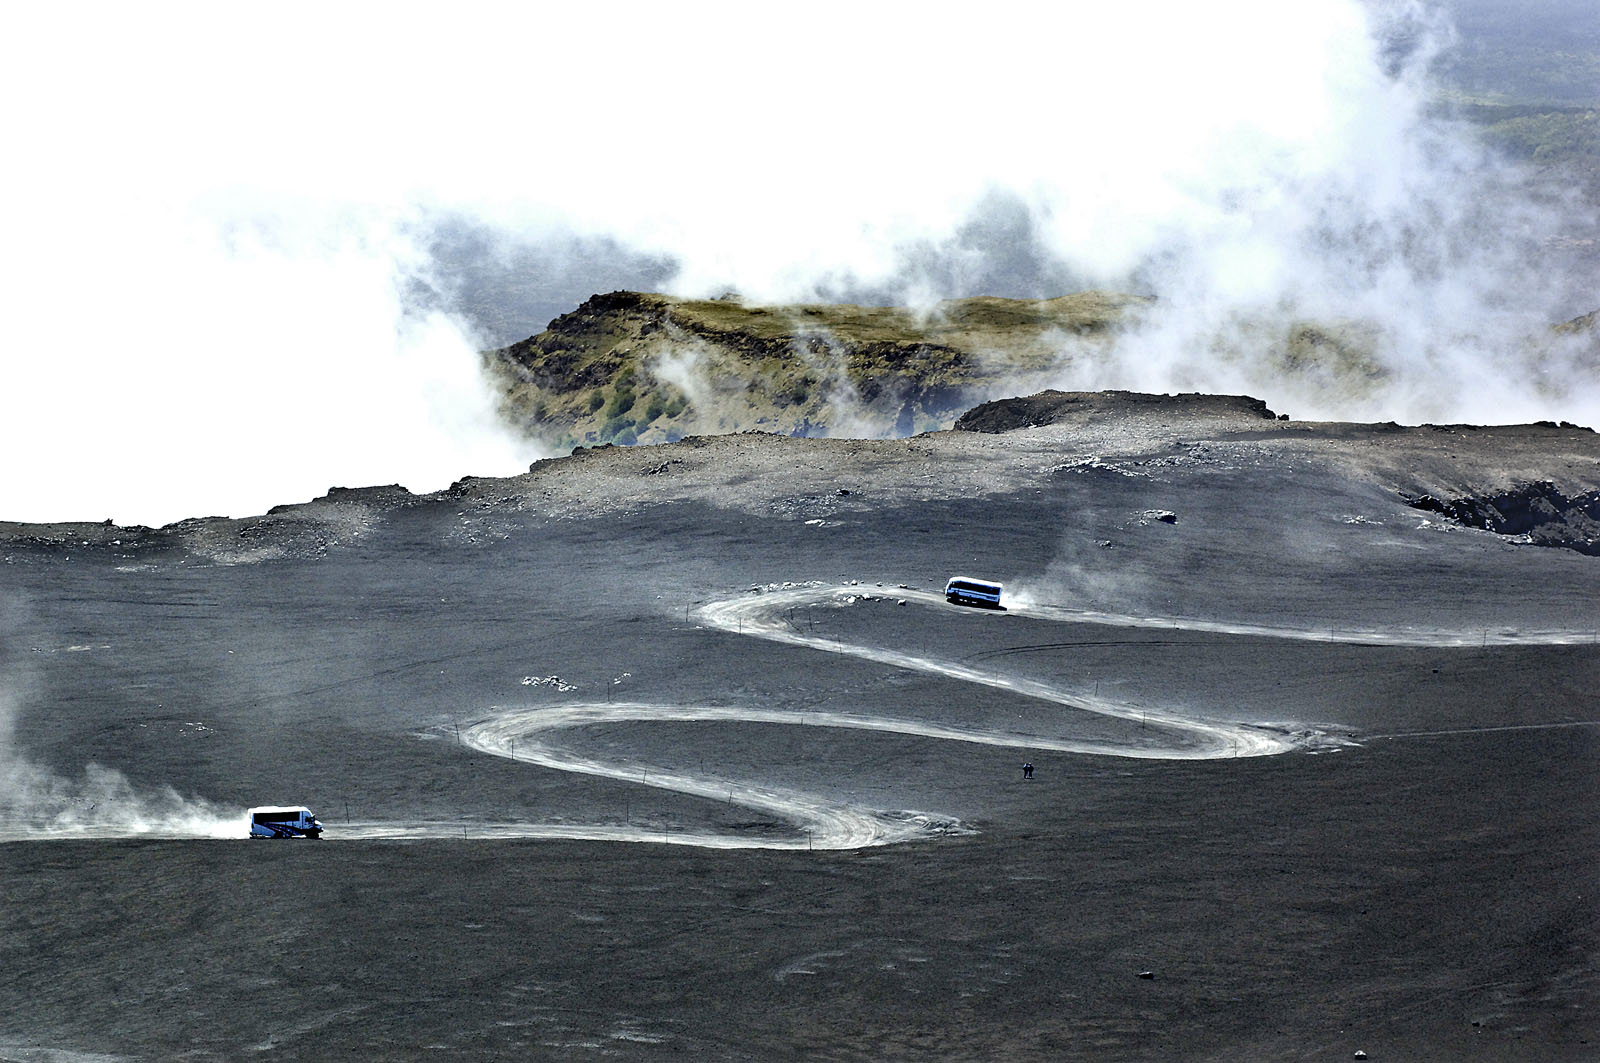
[24,580,1570,846]
[440,584,1330,849]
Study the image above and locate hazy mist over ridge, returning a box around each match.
[1,0,1596,526]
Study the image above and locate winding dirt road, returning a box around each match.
[443,584,1323,849]
[13,584,1591,847]
[449,583,1600,849]
[1005,595,1600,647]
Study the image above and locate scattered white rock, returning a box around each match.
[522,675,577,692]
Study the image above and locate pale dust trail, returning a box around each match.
[696,586,1299,760]
[432,585,1331,850]
[1003,594,1598,647]
[1371,720,1600,740]
[455,703,965,850]
[0,820,240,843]
[12,582,1419,847]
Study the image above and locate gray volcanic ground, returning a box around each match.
[1,393,1597,1061]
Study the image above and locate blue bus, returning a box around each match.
[247,806,324,839]
[945,576,1004,609]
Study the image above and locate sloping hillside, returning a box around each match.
[487,291,1151,448]
[487,290,1600,451]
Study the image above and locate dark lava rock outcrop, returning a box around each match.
[1406,482,1600,555]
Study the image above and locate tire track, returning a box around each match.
[26,581,1566,847]
[695,586,1301,761]
[455,703,968,850]
[440,585,1323,849]
[1005,595,1597,647]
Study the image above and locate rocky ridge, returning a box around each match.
[487,291,1600,455]
[6,390,1600,562]
[1407,481,1600,555]
[488,290,1151,449]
